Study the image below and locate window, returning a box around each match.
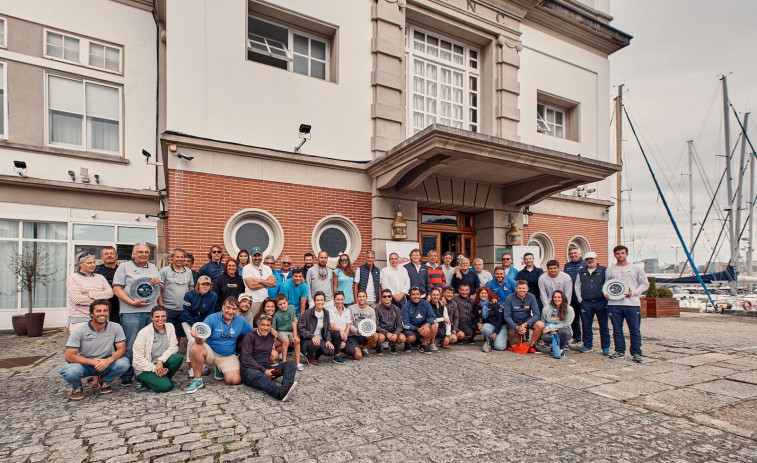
[536,91,580,141]
[45,31,80,63]
[0,17,6,48]
[406,27,479,135]
[44,30,123,74]
[89,42,121,72]
[0,62,6,139]
[73,224,156,263]
[224,209,284,258]
[527,232,554,267]
[247,16,329,80]
[312,215,361,263]
[47,74,121,154]
[568,236,591,259]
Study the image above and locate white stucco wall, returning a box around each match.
[0,0,158,191]
[165,0,374,162]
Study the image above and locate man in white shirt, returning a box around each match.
[472,257,493,286]
[242,247,276,314]
[380,252,410,308]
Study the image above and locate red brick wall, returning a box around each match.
[523,213,609,266]
[166,170,372,269]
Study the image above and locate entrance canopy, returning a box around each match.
[366,125,621,206]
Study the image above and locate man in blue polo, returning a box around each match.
[279,268,309,317]
[186,297,252,393]
[487,266,515,302]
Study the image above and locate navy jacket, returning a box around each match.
[181,290,218,325]
[404,262,428,295]
[401,299,437,330]
[502,292,541,329]
[516,267,544,306]
[476,301,504,333]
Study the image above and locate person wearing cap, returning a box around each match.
[240,314,299,402]
[401,287,437,354]
[564,247,587,348]
[264,255,281,298]
[132,306,183,392]
[306,251,335,308]
[347,290,380,356]
[181,275,217,376]
[112,243,163,386]
[575,251,610,356]
[198,245,225,285]
[381,252,410,308]
[279,268,309,317]
[159,248,194,339]
[213,258,245,311]
[59,299,129,401]
[353,250,381,307]
[186,297,253,393]
[67,252,114,327]
[451,257,479,294]
[236,293,255,324]
[243,247,277,316]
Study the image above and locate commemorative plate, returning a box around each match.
[603,278,629,300]
[192,322,212,339]
[129,277,161,303]
[358,318,377,337]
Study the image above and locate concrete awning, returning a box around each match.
[366,124,621,207]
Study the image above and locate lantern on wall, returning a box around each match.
[506,219,522,246]
[391,207,407,240]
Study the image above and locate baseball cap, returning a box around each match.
[250,247,263,255]
[238,293,252,302]
[197,275,212,285]
[584,252,597,259]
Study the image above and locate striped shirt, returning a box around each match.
[67,272,114,319]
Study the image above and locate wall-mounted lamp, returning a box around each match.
[168,144,194,161]
[142,149,163,166]
[80,167,91,184]
[391,203,407,240]
[294,124,311,153]
[67,170,76,182]
[145,211,168,220]
[506,220,522,246]
[176,153,194,161]
[14,160,28,178]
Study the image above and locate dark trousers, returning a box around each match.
[166,310,185,338]
[540,328,571,349]
[570,296,582,341]
[330,331,356,357]
[301,338,335,359]
[609,305,642,355]
[241,362,296,399]
[581,299,610,350]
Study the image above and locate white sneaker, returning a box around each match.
[187,368,194,378]
[296,363,304,371]
[429,342,439,352]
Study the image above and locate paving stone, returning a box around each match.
[648,369,719,386]
[692,379,757,398]
[726,369,757,384]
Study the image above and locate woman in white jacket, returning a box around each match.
[132,306,182,392]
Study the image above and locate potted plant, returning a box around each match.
[7,244,59,336]
[641,277,679,318]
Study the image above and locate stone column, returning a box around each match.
[495,33,522,141]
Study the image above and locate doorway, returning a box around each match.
[418,209,475,261]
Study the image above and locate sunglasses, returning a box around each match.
[282,261,292,265]
[339,258,349,262]
[211,250,223,254]
[382,295,392,299]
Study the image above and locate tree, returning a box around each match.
[6,244,59,314]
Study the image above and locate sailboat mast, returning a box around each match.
[745,113,752,276]
[615,84,623,246]
[722,75,737,294]
[688,140,694,249]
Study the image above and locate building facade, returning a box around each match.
[0,0,159,329]
[157,0,629,271]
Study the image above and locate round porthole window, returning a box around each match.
[568,236,591,259]
[224,209,284,258]
[312,215,361,263]
[527,231,554,267]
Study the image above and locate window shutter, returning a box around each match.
[86,83,119,121]
[48,75,83,113]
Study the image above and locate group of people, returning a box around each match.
[60,242,648,401]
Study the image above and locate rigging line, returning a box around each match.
[704,212,730,274]
[693,82,723,150]
[622,104,717,306]
[729,103,757,159]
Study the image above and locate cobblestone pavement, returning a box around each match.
[1,313,756,462]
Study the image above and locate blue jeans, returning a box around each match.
[120,312,152,380]
[480,323,508,351]
[166,310,185,337]
[59,358,131,389]
[581,299,610,350]
[609,305,642,355]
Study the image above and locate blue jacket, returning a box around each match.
[502,292,541,329]
[181,289,218,325]
[401,299,437,330]
[486,278,515,303]
[198,261,224,284]
[563,259,586,283]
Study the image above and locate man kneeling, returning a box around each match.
[401,287,437,353]
[186,297,252,393]
[59,299,130,400]
[240,315,298,401]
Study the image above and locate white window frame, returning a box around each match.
[0,61,7,140]
[88,39,122,74]
[527,232,554,268]
[223,209,285,258]
[0,17,7,49]
[44,30,81,65]
[405,25,480,137]
[537,103,566,138]
[247,16,330,81]
[311,215,362,265]
[45,73,123,155]
[43,29,123,75]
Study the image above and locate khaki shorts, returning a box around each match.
[202,343,240,373]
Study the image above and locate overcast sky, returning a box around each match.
[607,0,757,268]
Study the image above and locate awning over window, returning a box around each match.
[366,124,620,207]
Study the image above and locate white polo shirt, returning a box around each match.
[242,263,274,302]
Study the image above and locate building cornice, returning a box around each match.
[0,174,158,199]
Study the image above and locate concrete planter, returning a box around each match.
[641,297,680,318]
